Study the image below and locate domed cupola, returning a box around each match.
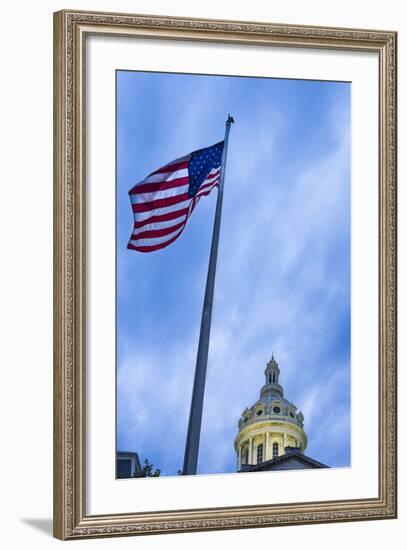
[234,355,307,471]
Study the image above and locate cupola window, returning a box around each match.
[257,444,264,464]
[242,448,249,465]
[272,442,279,458]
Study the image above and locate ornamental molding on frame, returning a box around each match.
[70,504,396,538]
[66,11,396,43]
[57,10,397,539]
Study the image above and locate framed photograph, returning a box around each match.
[53,9,397,540]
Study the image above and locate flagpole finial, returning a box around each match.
[226,114,235,125]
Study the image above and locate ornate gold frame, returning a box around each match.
[53,9,397,540]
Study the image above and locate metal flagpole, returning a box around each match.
[182,115,234,475]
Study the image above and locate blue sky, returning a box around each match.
[116,70,351,476]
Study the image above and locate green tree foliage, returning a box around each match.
[141,459,161,477]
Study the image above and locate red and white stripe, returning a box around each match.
[127,155,221,252]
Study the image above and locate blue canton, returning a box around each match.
[188,141,224,198]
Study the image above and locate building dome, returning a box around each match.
[234,355,307,470]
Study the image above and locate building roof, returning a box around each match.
[117,451,142,471]
[239,448,328,472]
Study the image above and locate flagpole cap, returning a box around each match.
[226,114,235,125]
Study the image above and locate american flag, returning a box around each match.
[127,141,224,252]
